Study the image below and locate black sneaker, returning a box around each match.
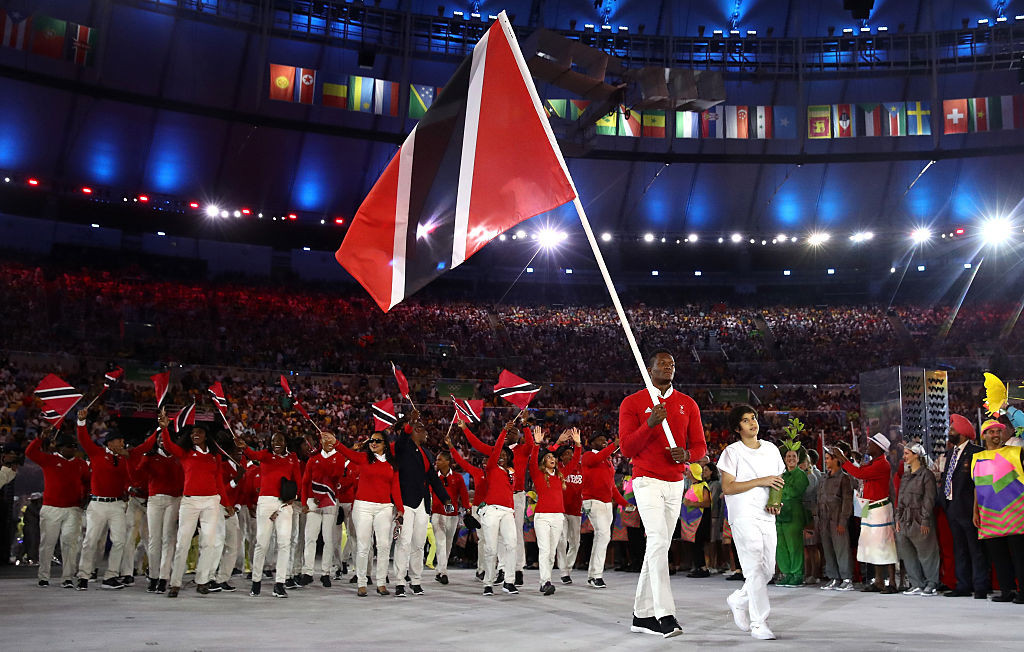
[320,575,331,588]
[541,581,556,596]
[146,578,158,593]
[439,574,449,585]
[167,586,179,598]
[410,584,424,596]
[349,575,358,584]
[435,573,443,583]
[395,585,407,598]
[76,578,88,591]
[231,568,242,577]
[483,585,494,596]
[245,572,253,580]
[120,575,135,585]
[333,569,343,580]
[299,573,314,586]
[658,615,683,639]
[273,582,288,598]
[687,568,710,578]
[727,572,745,581]
[219,582,236,592]
[514,570,524,586]
[405,574,411,583]
[37,580,49,587]
[62,579,74,589]
[588,578,607,588]
[206,581,222,592]
[475,570,485,582]
[101,577,124,590]
[494,569,505,585]
[560,575,573,585]
[249,581,261,597]
[502,582,519,595]
[630,614,661,635]
[156,579,167,594]
[196,582,209,595]
[284,577,299,590]
[90,570,98,580]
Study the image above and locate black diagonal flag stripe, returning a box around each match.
[494,383,539,398]
[35,387,82,401]
[371,405,397,425]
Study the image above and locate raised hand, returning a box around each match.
[533,427,544,444]
[157,408,170,431]
[77,408,88,422]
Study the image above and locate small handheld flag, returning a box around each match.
[208,382,229,421]
[172,401,197,433]
[452,396,484,424]
[281,375,321,432]
[391,362,411,399]
[103,366,124,390]
[34,374,83,427]
[372,398,397,431]
[493,370,539,411]
[151,371,170,408]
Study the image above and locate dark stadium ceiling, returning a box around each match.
[1,0,1024,245]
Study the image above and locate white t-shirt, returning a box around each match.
[718,440,785,523]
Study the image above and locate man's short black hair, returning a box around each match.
[647,349,674,368]
[727,404,758,435]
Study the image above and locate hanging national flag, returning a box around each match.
[725,105,749,139]
[34,374,83,426]
[269,64,296,102]
[569,99,588,119]
[493,370,539,411]
[773,105,797,139]
[151,371,170,408]
[641,110,665,138]
[409,84,436,119]
[998,95,1024,130]
[296,67,316,104]
[753,105,773,139]
[371,398,397,431]
[807,105,831,139]
[172,401,197,433]
[700,106,724,138]
[103,366,124,390]
[390,362,411,398]
[323,82,348,109]
[905,100,931,136]
[544,98,565,118]
[68,23,96,66]
[831,104,855,138]
[885,102,906,136]
[334,13,576,312]
[348,75,374,112]
[31,15,65,59]
[617,106,641,137]
[1,10,31,50]
[208,381,229,421]
[968,97,991,132]
[373,79,400,116]
[675,111,698,138]
[942,99,968,134]
[856,103,885,137]
[595,110,617,135]
[452,395,484,424]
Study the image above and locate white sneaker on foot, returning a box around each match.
[726,591,751,632]
[750,623,776,640]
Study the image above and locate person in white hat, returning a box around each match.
[833,434,897,593]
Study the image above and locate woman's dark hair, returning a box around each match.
[365,433,396,467]
[703,461,719,482]
[727,404,758,435]
[175,424,207,452]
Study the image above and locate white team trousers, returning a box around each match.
[480,504,517,585]
[38,505,83,582]
[729,517,778,628]
[352,499,395,588]
[513,491,526,572]
[534,512,564,586]
[584,499,613,579]
[251,496,294,585]
[146,495,180,581]
[632,476,684,619]
[431,513,459,575]
[394,502,429,585]
[78,500,127,580]
[302,499,338,576]
[216,510,241,583]
[557,513,582,576]
[120,497,149,577]
[170,495,225,587]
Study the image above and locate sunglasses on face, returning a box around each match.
[370,439,385,444]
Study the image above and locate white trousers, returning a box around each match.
[289,510,305,577]
[557,514,582,576]
[146,495,180,581]
[480,505,517,585]
[632,476,684,619]
[216,511,241,583]
[584,499,614,579]
[78,500,127,580]
[534,512,565,586]
[302,500,338,576]
[237,507,253,571]
[170,495,225,587]
[38,505,83,582]
[121,497,149,577]
[336,502,355,569]
[252,496,294,584]
[431,513,459,575]
[729,518,778,628]
[352,500,394,588]
[394,502,429,585]
[513,491,527,572]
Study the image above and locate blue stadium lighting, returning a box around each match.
[729,29,740,36]
[601,25,612,31]
[526,267,534,273]
[997,16,1008,22]
[1017,16,1024,20]
[843,28,854,34]
[618,26,628,32]
[747,30,757,36]
[878,26,889,31]
[537,228,566,249]
[978,18,990,25]
[850,231,874,243]
[470,13,481,20]
[452,11,464,17]
[584,23,595,30]
[860,27,871,33]
[712,29,723,36]
[565,268,573,274]
[827,268,835,275]
[964,263,973,269]
[917,265,926,271]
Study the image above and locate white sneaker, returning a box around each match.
[750,623,776,640]
[835,579,855,591]
[726,591,751,632]
[820,579,838,590]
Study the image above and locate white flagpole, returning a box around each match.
[497,10,678,449]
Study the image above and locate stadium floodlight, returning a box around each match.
[730,233,743,243]
[980,217,1013,246]
[537,228,566,249]
[910,227,932,244]
[850,231,874,243]
[687,233,698,242]
[776,233,787,242]
[807,232,831,246]
[917,265,926,271]
[205,205,219,218]
[516,229,527,238]
[644,233,655,242]
[601,232,612,242]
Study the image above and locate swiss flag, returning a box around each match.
[334,13,576,312]
[943,99,968,134]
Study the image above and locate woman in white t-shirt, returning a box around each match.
[717,405,786,641]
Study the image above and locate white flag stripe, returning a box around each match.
[1002,96,1015,130]
[724,106,738,138]
[451,26,490,269]
[389,126,417,310]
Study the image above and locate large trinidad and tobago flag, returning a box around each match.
[335,12,576,312]
[34,374,83,426]
[493,370,539,410]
